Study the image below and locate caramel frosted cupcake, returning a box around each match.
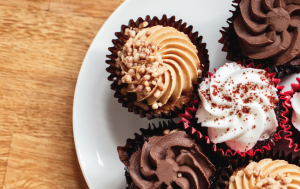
[215,150,300,189]
[117,121,217,189]
[106,15,209,119]
[179,62,285,157]
[219,0,300,78]
[228,159,300,189]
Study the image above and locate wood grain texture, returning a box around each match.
[0,0,124,188]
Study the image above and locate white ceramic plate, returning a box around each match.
[73,0,300,188]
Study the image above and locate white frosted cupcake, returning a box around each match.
[291,92,300,131]
[194,62,285,156]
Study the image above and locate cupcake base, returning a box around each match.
[106,15,210,120]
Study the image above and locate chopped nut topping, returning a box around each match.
[163,129,170,135]
[282,177,292,185]
[119,22,170,108]
[154,90,161,98]
[163,128,181,135]
[170,128,181,134]
[229,175,235,183]
[152,103,158,109]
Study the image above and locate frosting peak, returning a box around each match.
[128,131,215,189]
[234,0,300,66]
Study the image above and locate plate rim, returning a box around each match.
[72,0,130,187]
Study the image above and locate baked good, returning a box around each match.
[106,15,209,119]
[291,92,300,131]
[117,121,216,189]
[281,77,300,153]
[228,158,300,189]
[196,62,281,153]
[219,0,300,78]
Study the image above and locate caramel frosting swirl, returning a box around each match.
[234,0,300,66]
[229,159,300,189]
[116,24,201,109]
[127,131,215,189]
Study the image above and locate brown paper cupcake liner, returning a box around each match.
[213,148,300,189]
[178,61,286,157]
[117,120,226,189]
[219,0,300,78]
[106,14,210,120]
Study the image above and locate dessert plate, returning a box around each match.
[73,0,298,188]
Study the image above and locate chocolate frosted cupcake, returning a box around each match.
[219,0,300,78]
[179,62,286,157]
[117,121,218,189]
[215,150,300,189]
[106,15,209,119]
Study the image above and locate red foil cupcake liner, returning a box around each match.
[178,61,287,157]
[281,77,300,154]
[219,0,300,78]
[106,15,210,120]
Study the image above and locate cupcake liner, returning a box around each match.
[106,14,210,120]
[117,120,226,189]
[281,77,300,154]
[219,0,300,78]
[214,148,300,189]
[178,61,286,157]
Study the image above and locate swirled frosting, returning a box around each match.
[291,92,300,131]
[116,24,201,109]
[127,131,215,189]
[229,159,300,189]
[234,0,300,66]
[196,63,279,152]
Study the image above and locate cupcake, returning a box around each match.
[219,0,300,78]
[228,158,300,188]
[291,92,300,130]
[282,77,300,153]
[117,121,217,189]
[179,62,285,156]
[106,15,209,119]
[216,150,300,189]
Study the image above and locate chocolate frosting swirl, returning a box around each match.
[234,0,300,66]
[127,131,215,189]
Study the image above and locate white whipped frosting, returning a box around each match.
[291,92,300,131]
[196,63,278,152]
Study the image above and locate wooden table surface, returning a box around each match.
[0,0,124,188]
